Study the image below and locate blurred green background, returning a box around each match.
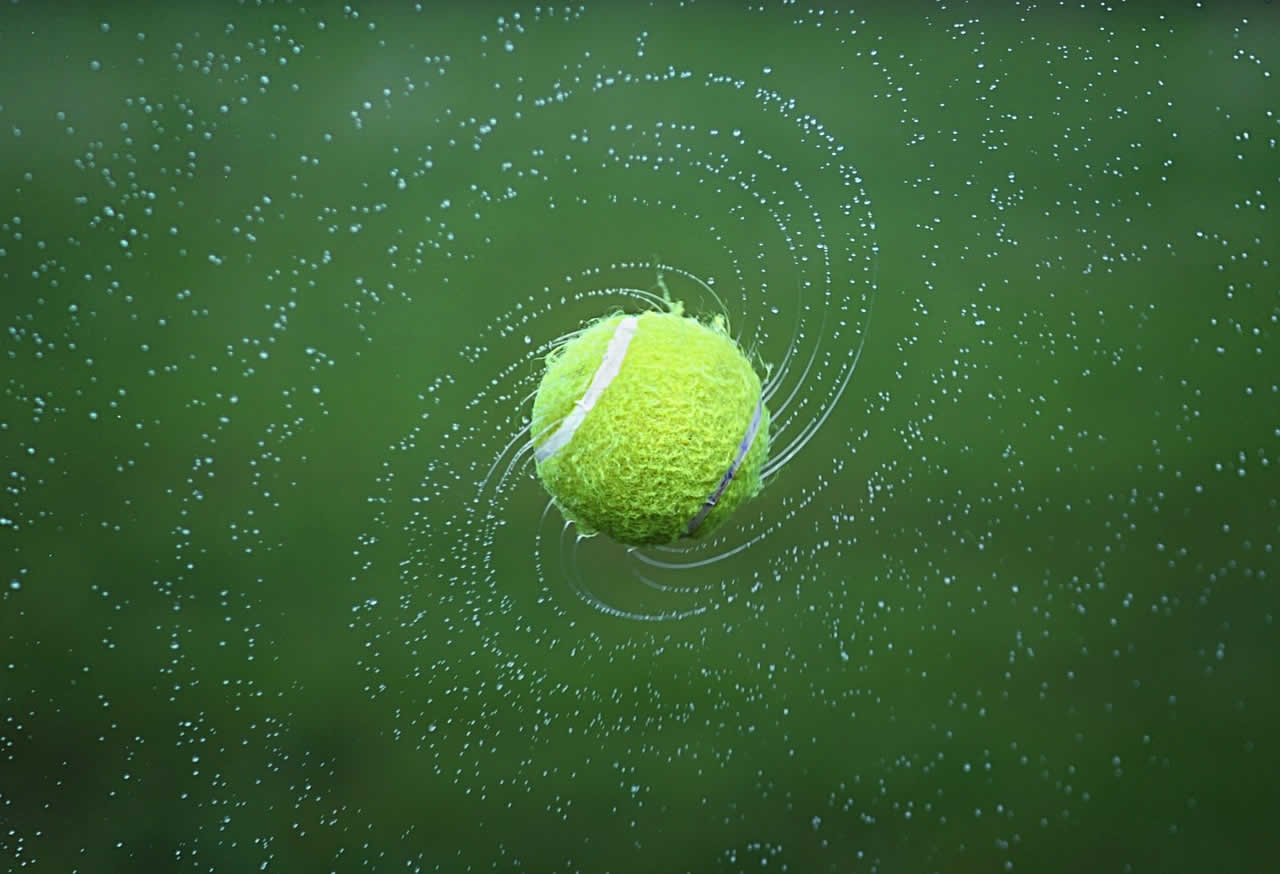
[2,2,1276,872]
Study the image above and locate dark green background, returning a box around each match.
[2,3,1276,872]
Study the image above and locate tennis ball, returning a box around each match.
[530,304,770,546]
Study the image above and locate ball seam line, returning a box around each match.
[684,393,764,538]
[534,315,638,463]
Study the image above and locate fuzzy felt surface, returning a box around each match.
[531,309,770,546]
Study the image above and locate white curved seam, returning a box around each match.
[535,316,637,463]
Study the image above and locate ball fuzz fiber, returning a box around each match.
[530,305,770,546]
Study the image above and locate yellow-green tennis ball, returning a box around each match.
[530,307,770,546]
